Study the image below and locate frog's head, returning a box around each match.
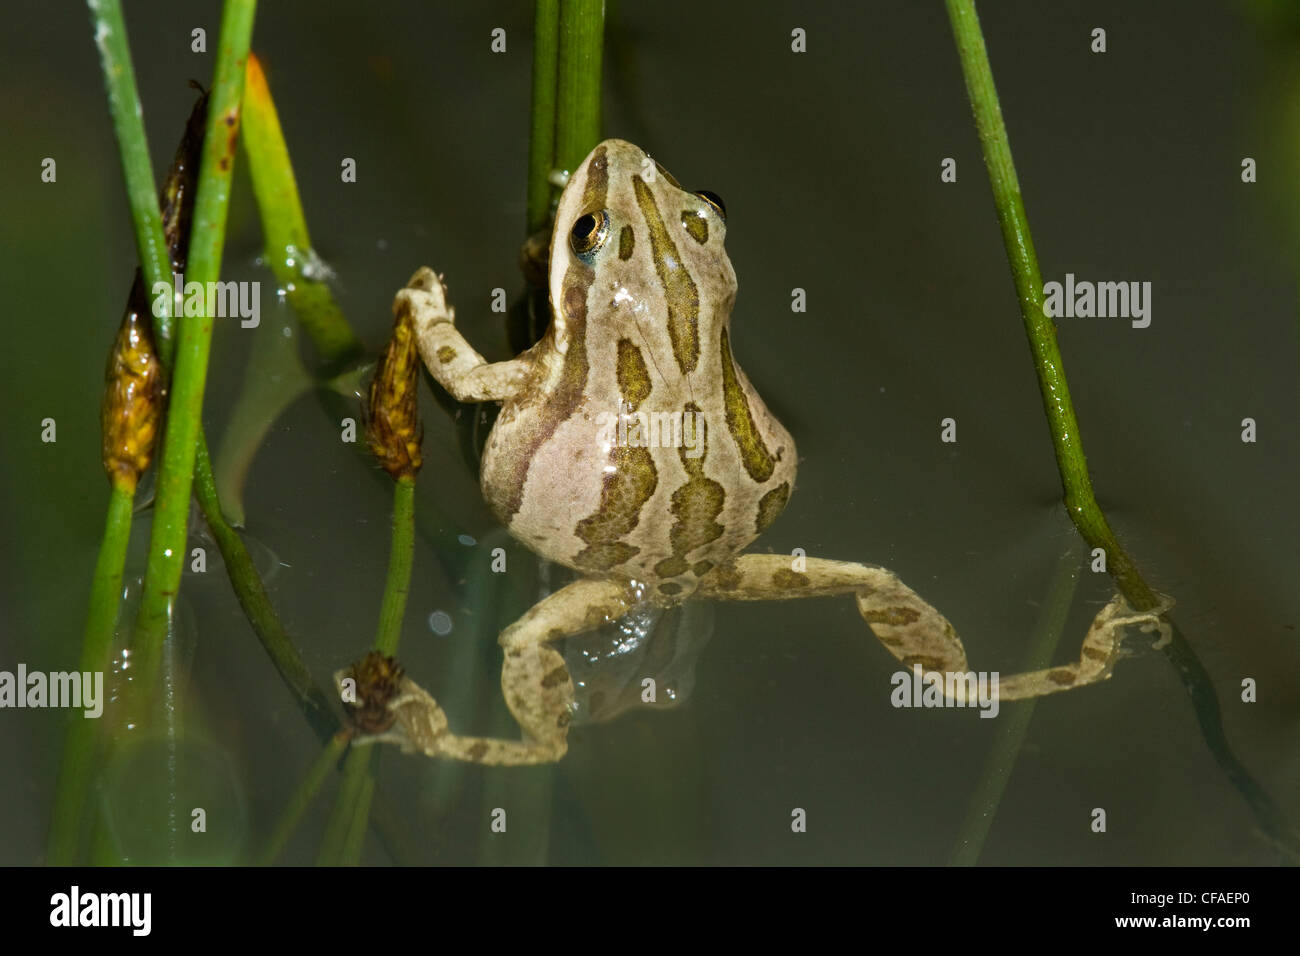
[549,138,734,371]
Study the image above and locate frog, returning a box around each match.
[337,139,1170,765]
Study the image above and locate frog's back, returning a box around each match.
[479,138,797,599]
[480,321,797,600]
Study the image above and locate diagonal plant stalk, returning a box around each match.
[945,0,1157,612]
[240,52,363,369]
[129,0,257,719]
[945,0,1299,862]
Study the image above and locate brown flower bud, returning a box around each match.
[101,277,163,491]
[366,302,423,480]
[339,651,406,734]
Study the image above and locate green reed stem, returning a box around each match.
[944,0,1157,612]
[318,745,376,865]
[86,0,173,357]
[526,0,560,234]
[325,475,416,864]
[375,477,416,657]
[554,0,604,177]
[46,482,134,863]
[945,0,1300,862]
[131,0,257,711]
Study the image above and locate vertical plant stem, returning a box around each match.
[131,0,257,711]
[318,746,376,865]
[554,0,604,175]
[325,475,416,864]
[46,483,134,863]
[526,0,560,233]
[375,478,416,657]
[86,0,173,356]
[944,0,1156,611]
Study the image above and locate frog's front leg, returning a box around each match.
[342,578,637,765]
[395,267,533,402]
[699,554,1168,702]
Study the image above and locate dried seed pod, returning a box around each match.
[338,651,406,734]
[100,277,163,491]
[366,303,423,480]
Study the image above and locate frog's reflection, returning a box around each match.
[564,599,714,726]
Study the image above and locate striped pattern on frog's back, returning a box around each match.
[480,140,797,600]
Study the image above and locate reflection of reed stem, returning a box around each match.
[950,531,1082,865]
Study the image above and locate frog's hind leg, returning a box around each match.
[344,578,637,765]
[698,554,1168,702]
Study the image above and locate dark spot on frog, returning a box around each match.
[541,666,569,689]
[467,741,489,761]
[681,210,708,244]
[692,559,713,576]
[618,225,634,260]
[709,560,743,591]
[658,582,682,596]
[1048,668,1077,686]
[655,555,689,578]
[556,711,571,728]
[862,606,921,626]
[616,339,652,407]
[772,568,809,588]
[755,482,791,534]
[436,345,457,364]
[1082,645,1109,661]
[219,157,229,171]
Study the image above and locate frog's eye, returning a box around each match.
[695,190,726,222]
[570,209,610,260]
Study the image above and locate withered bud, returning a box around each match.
[338,651,406,734]
[101,276,163,491]
[366,301,423,479]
